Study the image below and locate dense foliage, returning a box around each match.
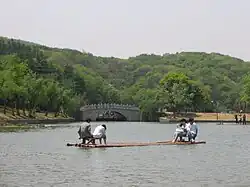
[1,36,250,121]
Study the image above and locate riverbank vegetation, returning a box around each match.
[161,112,250,121]
[0,106,68,125]
[1,36,250,121]
[0,124,34,132]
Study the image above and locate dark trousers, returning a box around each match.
[81,135,93,144]
[89,135,107,144]
[187,132,197,141]
[82,138,87,144]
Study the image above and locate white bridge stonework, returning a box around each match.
[80,103,141,121]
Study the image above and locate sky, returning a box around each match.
[1,0,250,60]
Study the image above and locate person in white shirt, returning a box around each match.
[78,119,93,144]
[91,124,107,144]
[172,119,188,142]
[186,118,198,142]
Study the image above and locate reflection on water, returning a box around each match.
[1,122,250,186]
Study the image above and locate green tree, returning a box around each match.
[240,74,250,110]
[158,72,209,116]
[133,88,160,121]
[159,72,192,115]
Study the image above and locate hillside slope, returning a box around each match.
[43,42,250,112]
[1,36,250,121]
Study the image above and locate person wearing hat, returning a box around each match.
[78,118,93,144]
[172,118,188,142]
[91,124,107,144]
[186,118,198,142]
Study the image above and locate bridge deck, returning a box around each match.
[66,140,206,148]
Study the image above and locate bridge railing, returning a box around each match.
[80,103,139,111]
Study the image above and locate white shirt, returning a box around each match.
[93,125,106,138]
[175,127,184,133]
[175,124,184,133]
[185,122,191,131]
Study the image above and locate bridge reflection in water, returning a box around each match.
[80,103,141,122]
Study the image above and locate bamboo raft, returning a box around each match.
[66,140,206,148]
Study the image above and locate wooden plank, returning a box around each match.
[66,141,206,148]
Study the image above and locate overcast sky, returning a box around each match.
[1,0,250,60]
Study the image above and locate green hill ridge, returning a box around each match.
[1,36,250,121]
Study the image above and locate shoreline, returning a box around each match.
[163,119,248,123]
[0,118,77,132]
[0,107,77,126]
[159,112,249,124]
[6,118,76,125]
[159,118,249,124]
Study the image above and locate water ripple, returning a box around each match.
[1,122,250,186]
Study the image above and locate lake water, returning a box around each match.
[1,122,250,187]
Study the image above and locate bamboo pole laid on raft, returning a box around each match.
[66,140,206,148]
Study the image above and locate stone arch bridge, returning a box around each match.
[80,103,141,121]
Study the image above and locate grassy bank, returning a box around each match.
[161,112,250,121]
[195,113,249,121]
[0,124,36,132]
[0,106,74,127]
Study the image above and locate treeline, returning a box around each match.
[0,55,78,117]
[1,36,250,121]
[0,37,120,118]
[44,45,250,120]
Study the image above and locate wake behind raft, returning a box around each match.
[66,140,206,148]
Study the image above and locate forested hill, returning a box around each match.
[1,36,250,121]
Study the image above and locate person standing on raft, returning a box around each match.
[172,118,187,142]
[186,118,198,142]
[78,119,93,144]
[88,124,107,145]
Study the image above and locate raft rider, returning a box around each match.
[87,124,107,145]
[186,118,198,142]
[78,119,93,144]
[172,118,188,142]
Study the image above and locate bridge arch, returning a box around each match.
[80,103,141,122]
[96,110,127,121]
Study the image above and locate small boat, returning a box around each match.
[66,140,206,148]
